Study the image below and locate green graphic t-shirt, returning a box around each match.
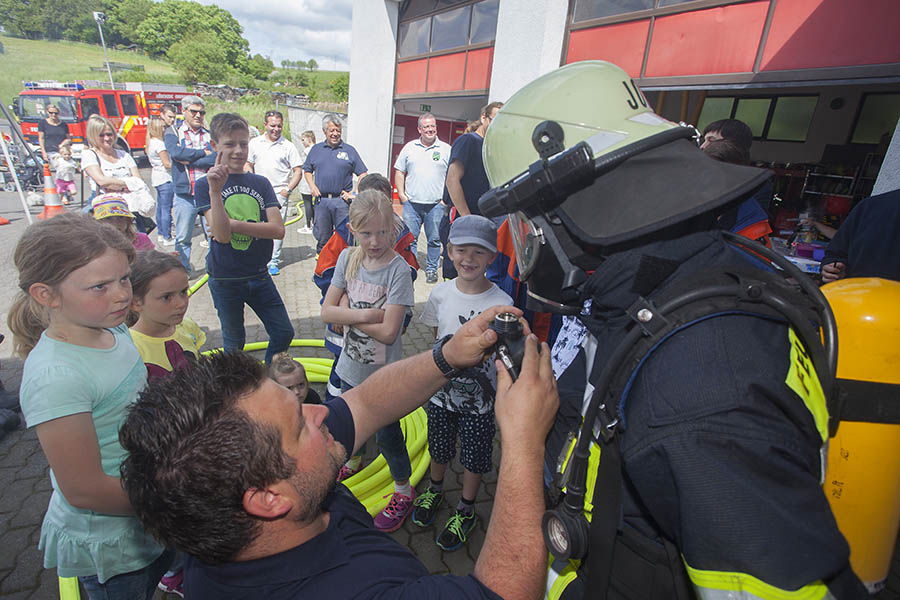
[195,172,280,279]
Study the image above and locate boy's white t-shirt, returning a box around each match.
[420,279,512,414]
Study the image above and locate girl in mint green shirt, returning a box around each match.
[10,213,171,599]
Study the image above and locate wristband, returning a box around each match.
[433,334,463,379]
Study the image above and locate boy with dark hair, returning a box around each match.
[195,113,294,364]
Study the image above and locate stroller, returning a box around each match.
[0,122,44,195]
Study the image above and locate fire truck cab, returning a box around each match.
[16,81,190,158]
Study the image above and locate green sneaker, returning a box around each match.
[412,488,444,527]
[436,509,477,551]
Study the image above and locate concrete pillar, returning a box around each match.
[872,117,900,196]
[348,0,399,174]
[488,0,569,103]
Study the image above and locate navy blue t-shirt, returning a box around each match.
[822,188,900,282]
[441,133,490,215]
[302,141,367,197]
[194,172,280,279]
[185,396,501,600]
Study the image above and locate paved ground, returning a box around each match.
[0,179,898,598]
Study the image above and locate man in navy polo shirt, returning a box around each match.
[304,113,368,253]
[394,112,450,284]
[120,306,557,600]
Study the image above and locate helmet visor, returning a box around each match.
[508,211,544,280]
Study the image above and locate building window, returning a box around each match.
[120,94,139,116]
[398,18,432,58]
[767,96,817,142]
[697,94,818,142]
[431,5,471,52]
[573,0,654,22]
[102,94,119,117]
[851,93,900,145]
[398,0,500,59]
[470,0,499,44]
[734,98,771,137]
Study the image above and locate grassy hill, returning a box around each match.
[0,35,180,107]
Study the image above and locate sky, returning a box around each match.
[196,0,353,72]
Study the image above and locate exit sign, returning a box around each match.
[420,104,431,112]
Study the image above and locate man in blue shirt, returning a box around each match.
[304,114,368,253]
[120,306,557,600]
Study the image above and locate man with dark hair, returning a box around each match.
[395,112,451,283]
[303,113,368,253]
[440,101,503,279]
[121,307,558,599]
[701,118,753,150]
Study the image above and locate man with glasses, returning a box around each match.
[165,95,216,271]
[246,110,303,275]
[37,105,70,166]
[303,113,367,253]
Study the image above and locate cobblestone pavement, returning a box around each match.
[0,185,898,599]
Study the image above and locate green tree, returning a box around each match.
[246,53,274,80]
[105,0,152,46]
[135,0,249,70]
[330,73,348,102]
[167,31,229,83]
[307,58,318,72]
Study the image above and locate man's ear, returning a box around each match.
[29,282,58,310]
[243,485,292,519]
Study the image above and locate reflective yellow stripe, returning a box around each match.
[784,328,829,443]
[546,557,580,600]
[120,116,135,138]
[559,432,602,522]
[685,563,832,600]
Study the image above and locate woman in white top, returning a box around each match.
[81,115,154,233]
[146,117,174,246]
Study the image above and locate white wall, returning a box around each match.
[873,117,900,195]
[488,0,568,103]
[348,0,400,174]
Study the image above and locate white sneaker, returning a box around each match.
[297,226,312,234]
[158,236,175,247]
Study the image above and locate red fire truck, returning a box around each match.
[16,81,192,156]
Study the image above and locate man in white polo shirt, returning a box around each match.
[246,110,303,275]
[394,112,450,284]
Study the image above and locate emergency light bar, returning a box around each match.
[23,81,84,91]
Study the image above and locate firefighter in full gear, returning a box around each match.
[478,61,869,599]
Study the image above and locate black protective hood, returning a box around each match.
[554,137,771,253]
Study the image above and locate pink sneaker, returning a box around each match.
[373,489,416,532]
[157,570,184,597]
[337,461,364,482]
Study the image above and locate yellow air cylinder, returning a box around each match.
[822,277,900,594]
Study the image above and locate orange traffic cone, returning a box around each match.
[37,163,64,220]
[0,217,9,225]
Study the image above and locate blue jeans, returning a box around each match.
[155,181,174,240]
[341,381,411,482]
[208,274,294,363]
[401,201,442,274]
[78,548,174,600]
[269,194,290,267]
[173,193,198,270]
